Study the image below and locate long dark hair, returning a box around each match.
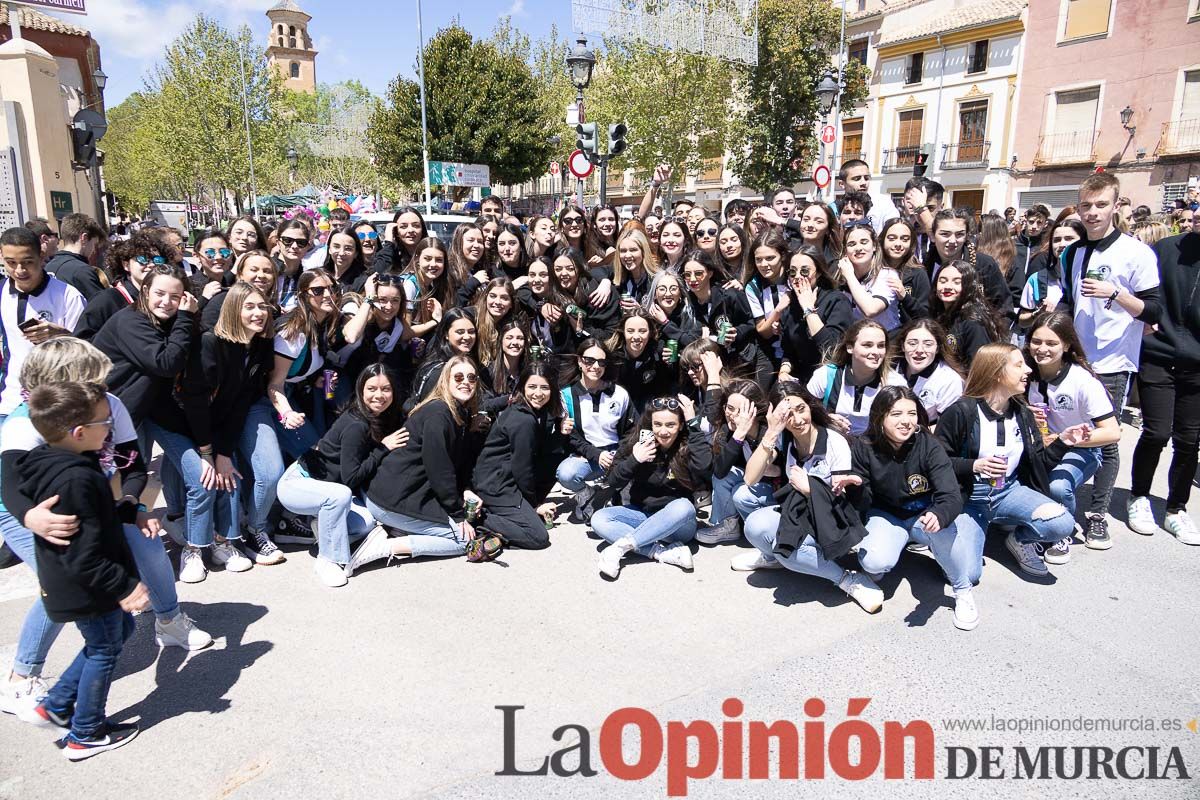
[280,269,341,345]
[425,306,479,363]
[493,222,531,279]
[715,222,748,281]
[563,336,610,387]
[490,318,528,390]
[710,379,767,451]
[1034,219,1088,279]
[798,201,844,258]
[768,381,836,433]
[587,204,619,256]
[346,363,403,441]
[548,247,590,309]
[557,203,591,251]
[512,361,563,419]
[606,307,661,358]
[615,399,698,491]
[931,259,1003,344]
[744,226,789,286]
[225,214,267,252]
[788,244,838,292]
[134,264,188,328]
[410,236,455,311]
[655,218,694,267]
[879,217,920,272]
[322,224,366,279]
[863,385,929,452]
[1025,309,1097,377]
[389,206,428,265]
[897,318,965,378]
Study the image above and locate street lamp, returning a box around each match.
[1120,105,1135,135]
[566,35,595,91]
[816,71,841,117]
[92,67,108,92]
[286,145,298,185]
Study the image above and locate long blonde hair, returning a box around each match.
[613,228,659,286]
[963,342,1020,398]
[472,277,516,367]
[408,354,480,425]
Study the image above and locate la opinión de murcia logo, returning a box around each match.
[496,700,1192,796]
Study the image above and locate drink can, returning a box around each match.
[990,454,1009,490]
[464,497,481,521]
[529,344,542,361]
[542,505,556,530]
[717,320,732,345]
[323,369,336,400]
[565,303,583,318]
[1085,266,1105,281]
[410,337,426,359]
[621,291,634,303]
[664,339,679,363]
[1032,402,1051,437]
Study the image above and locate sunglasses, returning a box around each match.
[203,248,233,259]
[787,266,813,279]
[561,216,584,226]
[281,235,310,248]
[375,273,402,286]
[134,255,167,266]
[308,285,334,297]
[356,231,380,241]
[452,372,478,385]
[695,227,719,238]
[650,397,681,411]
[579,355,607,368]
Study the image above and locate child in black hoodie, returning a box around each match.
[17,382,148,760]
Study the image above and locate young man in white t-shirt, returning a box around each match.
[1059,173,1161,546]
[837,159,900,235]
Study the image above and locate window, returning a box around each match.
[1181,70,1200,119]
[841,118,864,160]
[957,100,988,162]
[289,37,297,48]
[857,0,866,10]
[849,40,868,67]
[1054,86,1100,134]
[967,40,989,74]
[277,24,283,34]
[1063,0,1112,40]
[290,62,300,79]
[289,25,296,36]
[277,37,283,46]
[905,52,924,84]
[897,109,924,165]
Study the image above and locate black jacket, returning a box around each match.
[779,287,852,383]
[612,349,675,415]
[926,249,1011,318]
[934,396,1052,500]
[689,284,756,353]
[546,279,620,353]
[302,411,388,493]
[367,399,470,523]
[74,280,137,340]
[849,431,963,528]
[45,250,105,301]
[1143,233,1200,369]
[776,478,864,560]
[472,403,565,507]
[92,307,196,427]
[607,427,713,513]
[17,446,140,623]
[898,266,932,325]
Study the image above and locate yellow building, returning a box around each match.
[265,0,318,94]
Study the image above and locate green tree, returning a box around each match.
[367,24,552,193]
[730,0,870,192]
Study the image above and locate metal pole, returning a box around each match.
[416,0,433,213]
[599,159,607,206]
[575,87,585,207]
[237,42,258,218]
[830,0,847,183]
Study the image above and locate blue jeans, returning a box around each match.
[856,509,984,592]
[958,479,1074,545]
[272,385,324,460]
[3,512,179,677]
[146,422,239,548]
[276,462,373,564]
[590,498,697,557]
[43,609,134,740]
[364,497,465,557]
[710,466,776,524]
[1047,446,1102,517]
[237,400,286,535]
[555,456,605,492]
[743,506,845,583]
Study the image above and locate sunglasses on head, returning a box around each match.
[134,255,167,266]
[356,230,380,241]
[375,273,401,286]
[280,235,309,248]
[650,397,681,411]
[579,355,607,368]
[452,372,478,385]
[203,248,232,259]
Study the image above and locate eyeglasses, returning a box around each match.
[134,255,167,266]
[281,235,310,248]
[561,216,584,226]
[356,231,380,241]
[650,397,681,411]
[77,415,114,429]
[308,285,333,297]
[452,372,478,385]
[695,227,718,238]
[579,355,607,368]
[203,248,233,259]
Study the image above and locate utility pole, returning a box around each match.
[237,41,258,218]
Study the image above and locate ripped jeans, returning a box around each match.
[955,478,1074,546]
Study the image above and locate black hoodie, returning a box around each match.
[45,250,105,301]
[92,306,196,427]
[73,279,138,340]
[367,399,470,523]
[607,427,713,513]
[1143,233,1200,369]
[16,446,140,623]
[849,430,963,528]
[472,402,566,507]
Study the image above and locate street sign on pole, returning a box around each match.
[427,161,491,187]
[567,150,593,179]
[16,0,87,14]
[821,125,836,145]
[812,164,831,189]
[549,161,560,176]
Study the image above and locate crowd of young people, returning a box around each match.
[1,163,1197,758]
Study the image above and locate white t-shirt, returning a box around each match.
[274,330,325,383]
[0,275,86,414]
[1,392,136,484]
[745,277,786,359]
[848,267,901,331]
[783,427,852,486]
[1064,231,1158,374]
[907,361,964,421]
[806,365,907,436]
[1027,363,1115,433]
[566,383,630,449]
[977,405,1024,478]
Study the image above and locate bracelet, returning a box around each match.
[1104,288,1120,310]
[802,307,818,317]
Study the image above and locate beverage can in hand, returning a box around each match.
[464,497,481,521]
[664,339,679,363]
[529,344,542,361]
[1032,402,1051,436]
[323,369,336,400]
[990,454,1009,490]
[717,320,732,345]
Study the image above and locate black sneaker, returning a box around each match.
[568,485,596,525]
[57,722,139,761]
[695,516,741,545]
[246,529,285,565]
[1085,515,1112,550]
[693,490,713,508]
[274,513,317,545]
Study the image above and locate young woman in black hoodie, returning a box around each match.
[929,259,1004,363]
[849,386,976,630]
[607,308,672,415]
[483,320,529,416]
[405,308,480,413]
[644,269,701,348]
[591,396,713,578]
[470,363,569,550]
[74,233,168,340]
[879,218,931,326]
[355,355,482,571]
[199,250,278,332]
[277,364,408,586]
[374,207,427,274]
[778,245,853,384]
[680,249,755,357]
[339,273,413,391]
[924,208,1011,323]
[543,249,620,353]
[492,223,531,284]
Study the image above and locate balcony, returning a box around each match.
[1156,118,1200,157]
[941,140,990,169]
[1034,130,1097,167]
[882,145,926,173]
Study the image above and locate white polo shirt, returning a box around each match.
[1063,230,1158,375]
[783,426,853,486]
[906,360,964,421]
[806,364,908,436]
[745,275,787,359]
[977,403,1023,479]
[1027,362,1115,433]
[0,275,86,414]
[848,267,901,331]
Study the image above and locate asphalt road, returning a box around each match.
[1,428,1198,799]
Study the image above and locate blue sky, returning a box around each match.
[49,0,572,105]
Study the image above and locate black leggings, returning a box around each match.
[1130,361,1200,513]
[482,499,551,550]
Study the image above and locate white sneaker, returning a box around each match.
[730,550,783,571]
[314,556,349,587]
[597,536,635,579]
[210,540,253,573]
[1042,537,1072,565]
[1005,532,1049,577]
[0,674,50,722]
[838,571,884,613]
[952,589,979,631]
[1126,496,1158,535]
[346,526,393,577]
[650,542,694,571]
[154,612,213,650]
[1164,512,1200,546]
[179,547,207,583]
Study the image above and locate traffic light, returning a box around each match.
[71,123,96,168]
[576,122,598,158]
[607,123,628,157]
[913,151,929,177]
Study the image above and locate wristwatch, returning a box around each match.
[802,306,818,318]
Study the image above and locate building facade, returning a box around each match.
[265,0,317,94]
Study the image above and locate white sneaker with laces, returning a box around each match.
[838,571,884,613]
[1164,512,1200,546]
[178,547,207,583]
[650,542,694,570]
[1126,496,1158,535]
[346,526,393,577]
[952,589,979,631]
[210,540,253,572]
[314,556,349,587]
[155,612,213,650]
[1042,537,1071,565]
[0,674,50,721]
[730,550,783,571]
[598,536,635,579]
[1005,532,1049,577]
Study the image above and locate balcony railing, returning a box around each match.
[941,140,990,168]
[1156,118,1200,157]
[1034,130,1097,167]
[882,145,926,173]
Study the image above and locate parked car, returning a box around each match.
[360,211,473,243]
